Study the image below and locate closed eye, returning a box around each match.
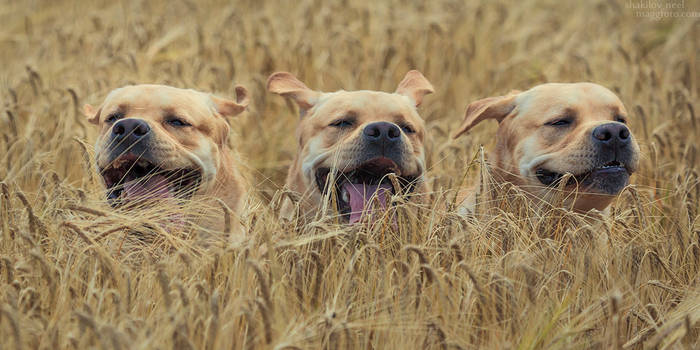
[105,112,124,124]
[400,124,415,134]
[329,119,354,128]
[546,118,572,127]
[167,116,191,127]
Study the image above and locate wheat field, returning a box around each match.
[0,0,699,349]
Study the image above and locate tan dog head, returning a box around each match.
[84,84,249,208]
[268,71,433,223]
[454,83,640,211]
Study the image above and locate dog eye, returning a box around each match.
[547,119,572,127]
[167,117,191,127]
[105,113,123,124]
[329,119,354,128]
[400,124,415,134]
[616,116,627,124]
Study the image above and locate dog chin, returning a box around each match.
[579,167,630,195]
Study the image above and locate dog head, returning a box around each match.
[84,84,249,207]
[268,71,433,223]
[454,82,640,211]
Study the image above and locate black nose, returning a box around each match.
[363,122,401,143]
[112,119,151,139]
[592,122,630,146]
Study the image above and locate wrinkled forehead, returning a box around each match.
[310,90,422,123]
[103,85,213,116]
[517,83,626,118]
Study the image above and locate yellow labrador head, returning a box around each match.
[454,83,640,211]
[268,71,433,223]
[84,84,249,206]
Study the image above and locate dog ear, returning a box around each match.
[452,91,520,139]
[83,104,101,125]
[396,70,434,107]
[211,85,250,117]
[267,72,320,113]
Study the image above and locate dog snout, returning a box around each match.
[112,118,151,141]
[592,122,630,148]
[363,121,401,144]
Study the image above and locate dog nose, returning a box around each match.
[363,122,401,143]
[112,118,151,139]
[592,122,630,146]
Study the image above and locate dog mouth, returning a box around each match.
[314,157,419,224]
[100,153,202,207]
[535,160,631,194]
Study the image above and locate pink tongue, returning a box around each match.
[123,175,174,199]
[343,183,393,224]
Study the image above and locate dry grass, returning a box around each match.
[1,0,699,348]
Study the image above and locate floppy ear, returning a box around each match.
[211,85,250,117]
[267,72,321,113]
[452,91,520,139]
[395,70,434,107]
[83,104,101,125]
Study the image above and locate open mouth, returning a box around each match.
[100,153,202,207]
[314,157,419,223]
[535,160,629,190]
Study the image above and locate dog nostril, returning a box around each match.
[113,124,125,135]
[134,125,149,136]
[364,122,401,141]
[365,127,380,138]
[593,123,632,144]
[113,119,150,138]
[596,130,612,141]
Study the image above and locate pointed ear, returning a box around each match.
[267,72,320,112]
[83,104,101,125]
[396,70,434,107]
[452,91,520,139]
[211,85,250,117]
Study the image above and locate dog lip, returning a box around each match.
[100,152,203,206]
[314,157,420,221]
[535,168,562,186]
[313,157,416,192]
[535,160,630,187]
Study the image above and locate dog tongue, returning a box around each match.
[343,183,393,224]
[123,175,173,199]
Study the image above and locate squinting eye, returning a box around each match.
[329,119,354,128]
[401,124,415,134]
[167,117,191,127]
[616,116,627,124]
[105,113,122,124]
[547,119,572,127]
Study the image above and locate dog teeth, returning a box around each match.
[600,162,623,169]
[107,188,123,201]
[341,187,349,202]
